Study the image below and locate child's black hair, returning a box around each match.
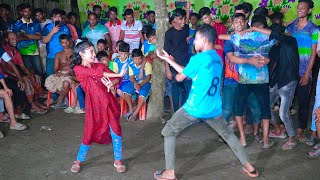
[59,34,69,41]
[197,24,217,44]
[198,7,211,18]
[97,39,107,46]
[251,15,268,28]
[122,9,133,17]
[298,0,314,9]
[60,10,67,16]
[0,3,11,11]
[51,8,61,17]
[87,12,97,19]
[96,51,109,61]
[20,3,31,11]
[190,13,200,20]
[93,5,102,11]
[116,40,125,47]
[142,25,153,35]
[146,29,156,39]
[231,13,246,22]
[119,42,130,52]
[146,10,155,16]
[70,41,94,70]
[242,2,253,13]
[67,12,78,19]
[33,8,44,16]
[131,49,143,58]
[253,7,268,18]
[171,8,186,18]
[109,7,118,14]
[269,12,284,21]
[235,4,249,14]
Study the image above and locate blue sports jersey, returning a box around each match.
[182,49,223,118]
[114,56,133,81]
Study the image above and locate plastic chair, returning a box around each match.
[46,89,73,109]
[120,97,147,120]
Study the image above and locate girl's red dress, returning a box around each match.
[74,63,122,145]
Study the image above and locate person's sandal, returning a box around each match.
[241,166,259,178]
[113,163,126,173]
[262,139,274,149]
[15,113,30,120]
[0,131,4,139]
[64,107,74,113]
[308,148,320,157]
[282,141,296,150]
[71,161,81,173]
[10,123,27,131]
[154,170,177,180]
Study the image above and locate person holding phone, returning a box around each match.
[42,8,71,77]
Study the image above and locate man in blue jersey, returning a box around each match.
[154,24,258,179]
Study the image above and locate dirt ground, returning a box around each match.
[0,108,320,180]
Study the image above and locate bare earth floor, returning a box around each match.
[0,110,319,180]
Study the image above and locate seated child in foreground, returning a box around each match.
[45,34,76,109]
[123,49,152,121]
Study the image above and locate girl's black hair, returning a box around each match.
[70,41,94,71]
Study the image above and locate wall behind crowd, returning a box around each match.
[78,0,320,26]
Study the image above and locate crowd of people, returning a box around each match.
[1,0,320,178]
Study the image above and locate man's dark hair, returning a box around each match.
[270,24,286,33]
[20,3,31,11]
[198,7,211,18]
[253,7,268,18]
[51,8,61,17]
[242,2,253,13]
[33,8,44,16]
[16,3,23,12]
[231,13,246,22]
[97,39,107,45]
[142,25,153,35]
[251,15,268,28]
[88,12,97,19]
[60,10,67,16]
[119,42,130,52]
[0,3,11,11]
[109,7,118,14]
[298,0,314,9]
[269,12,284,21]
[123,9,133,17]
[131,49,143,58]
[235,4,249,14]
[96,51,109,61]
[146,10,155,16]
[172,8,186,18]
[197,24,217,44]
[116,40,125,47]
[146,29,156,39]
[190,13,200,20]
[67,12,78,19]
[59,34,69,41]
[93,5,102,11]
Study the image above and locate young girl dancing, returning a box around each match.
[70,40,126,173]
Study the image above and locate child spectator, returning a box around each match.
[67,12,82,38]
[45,34,75,110]
[142,29,156,60]
[111,40,125,60]
[188,13,199,56]
[113,42,133,114]
[97,39,107,52]
[123,49,152,121]
[119,9,144,52]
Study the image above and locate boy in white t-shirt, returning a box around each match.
[119,9,144,52]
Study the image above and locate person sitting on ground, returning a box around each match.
[123,49,152,121]
[45,34,75,110]
[0,72,27,133]
[2,32,46,114]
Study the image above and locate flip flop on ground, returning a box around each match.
[10,122,27,130]
[241,166,259,178]
[154,170,177,180]
[113,163,126,173]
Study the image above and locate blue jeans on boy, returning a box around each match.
[77,86,85,109]
[269,81,297,137]
[222,85,237,122]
